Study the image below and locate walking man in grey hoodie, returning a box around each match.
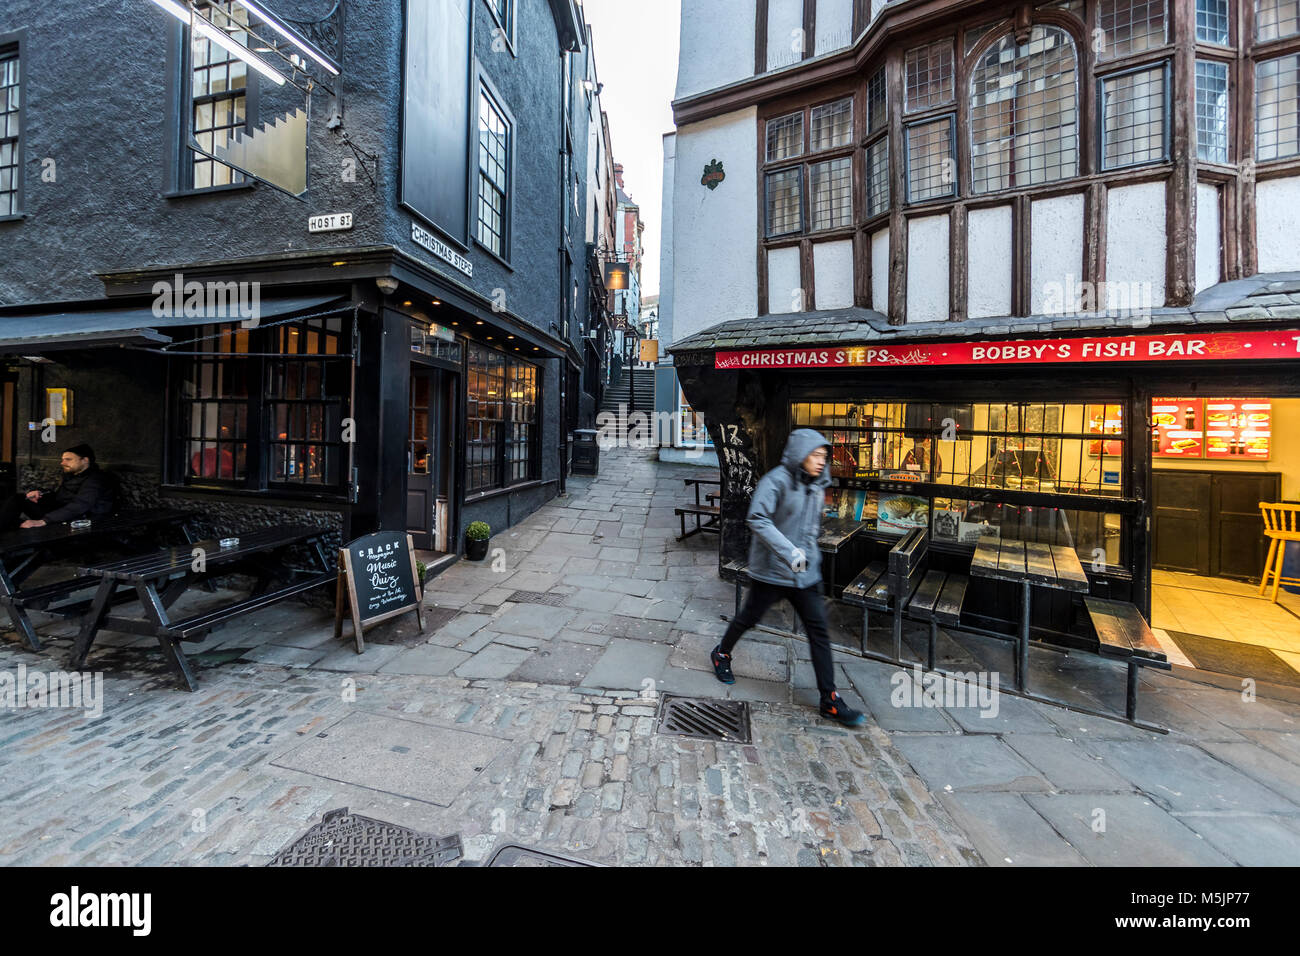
[711,428,866,727]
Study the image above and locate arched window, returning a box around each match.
[969,26,1079,194]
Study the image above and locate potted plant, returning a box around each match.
[465,521,491,561]
[415,560,428,587]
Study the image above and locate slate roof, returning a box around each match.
[667,273,1300,355]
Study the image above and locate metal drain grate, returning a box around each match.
[656,695,752,743]
[486,844,599,867]
[267,807,462,867]
[507,589,568,607]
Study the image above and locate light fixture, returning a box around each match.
[402,300,412,307]
[475,320,484,325]
[146,0,286,86]
[432,299,441,306]
[331,260,347,267]
[507,335,514,339]
[375,277,399,294]
[240,0,342,75]
[451,321,459,326]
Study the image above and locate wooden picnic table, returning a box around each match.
[0,508,196,651]
[70,524,334,691]
[676,475,723,540]
[969,535,1089,691]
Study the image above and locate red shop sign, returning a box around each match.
[714,329,1300,370]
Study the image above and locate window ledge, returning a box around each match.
[165,181,256,200]
[0,212,25,223]
[159,483,349,508]
[463,477,557,505]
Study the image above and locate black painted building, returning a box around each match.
[0,0,595,560]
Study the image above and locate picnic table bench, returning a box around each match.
[676,476,722,540]
[1084,596,1172,723]
[0,508,197,651]
[70,524,334,691]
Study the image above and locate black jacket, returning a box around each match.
[42,466,116,522]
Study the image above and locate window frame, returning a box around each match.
[761,93,856,238]
[1254,50,1300,163]
[0,33,24,222]
[465,341,540,494]
[1194,57,1233,165]
[1096,60,1172,172]
[1255,0,1300,43]
[472,71,515,264]
[904,113,958,204]
[483,0,517,56]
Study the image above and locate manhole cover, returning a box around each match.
[486,844,599,867]
[656,695,752,743]
[508,589,568,607]
[267,807,462,867]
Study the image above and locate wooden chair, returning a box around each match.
[1259,502,1300,604]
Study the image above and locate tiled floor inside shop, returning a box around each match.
[1152,569,1300,681]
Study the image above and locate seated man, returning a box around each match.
[0,444,117,531]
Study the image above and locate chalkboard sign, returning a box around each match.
[334,532,425,653]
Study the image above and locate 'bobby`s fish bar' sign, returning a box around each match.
[715,330,1300,370]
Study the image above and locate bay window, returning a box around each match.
[763,96,855,236]
[1099,63,1169,169]
[1256,53,1300,162]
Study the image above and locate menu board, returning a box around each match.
[1152,398,1205,459]
[1204,399,1272,460]
[1087,404,1124,458]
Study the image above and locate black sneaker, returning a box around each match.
[710,646,735,684]
[819,691,866,727]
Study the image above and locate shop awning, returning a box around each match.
[0,294,346,353]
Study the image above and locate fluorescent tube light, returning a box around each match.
[145,0,286,86]
[239,0,341,75]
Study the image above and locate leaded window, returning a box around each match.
[867,68,887,134]
[970,27,1078,194]
[906,116,956,202]
[1256,0,1300,42]
[765,167,802,236]
[809,157,852,230]
[767,112,803,161]
[1097,0,1167,60]
[266,317,348,487]
[1099,64,1168,169]
[905,40,955,113]
[1256,53,1300,161]
[477,87,510,257]
[811,98,853,151]
[866,139,890,218]
[1196,0,1230,44]
[1195,60,1230,163]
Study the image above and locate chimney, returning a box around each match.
[614,163,625,189]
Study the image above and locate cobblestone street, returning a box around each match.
[2,445,1298,866]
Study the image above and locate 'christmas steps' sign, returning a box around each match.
[334,531,424,653]
[715,329,1300,370]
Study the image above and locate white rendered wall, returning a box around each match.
[967,205,1013,319]
[676,0,757,99]
[871,229,890,313]
[659,133,676,345]
[1195,182,1221,294]
[815,0,854,56]
[1030,193,1084,315]
[766,0,805,72]
[813,239,855,310]
[906,214,950,323]
[1106,181,1167,309]
[767,246,803,314]
[672,108,760,339]
[1257,175,1300,273]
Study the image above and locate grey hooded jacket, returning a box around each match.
[745,429,833,589]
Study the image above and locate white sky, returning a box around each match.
[582,0,681,298]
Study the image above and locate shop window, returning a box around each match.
[865,138,890,217]
[678,387,712,448]
[0,45,19,217]
[266,317,348,487]
[1256,53,1300,162]
[1256,0,1300,42]
[178,324,251,484]
[467,343,537,493]
[1096,0,1167,60]
[187,1,250,190]
[905,40,955,113]
[905,116,956,202]
[969,26,1079,194]
[1195,60,1231,164]
[476,85,511,258]
[791,400,1129,565]
[1196,0,1231,44]
[1099,64,1168,169]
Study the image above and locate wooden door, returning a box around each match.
[406,369,435,551]
[1211,472,1281,581]
[1152,471,1211,575]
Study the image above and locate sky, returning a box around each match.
[581,0,681,298]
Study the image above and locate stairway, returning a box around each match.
[599,367,657,419]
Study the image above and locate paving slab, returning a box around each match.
[584,639,673,691]
[239,644,329,668]
[1024,793,1234,866]
[505,641,603,686]
[452,644,532,680]
[938,792,1085,866]
[669,632,789,682]
[892,736,1053,793]
[1003,733,1136,793]
[1081,739,1300,813]
[377,645,472,677]
[488,603,576,640]
[312,643,404,673]
[1196,739,1300,798]
[1173,812,1300,866]
[841,660,957,733]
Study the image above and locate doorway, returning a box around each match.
[407,365,456,553]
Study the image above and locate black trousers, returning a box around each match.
[720,579,837,697]
[0,495,55,531]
